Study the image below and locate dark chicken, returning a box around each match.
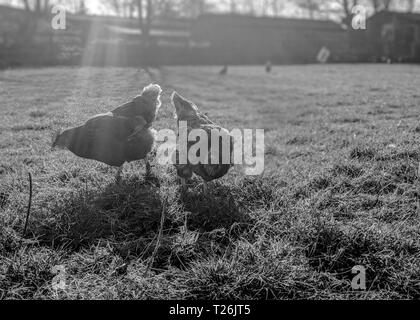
[52,84,162,180]
[219,65,228,75]
[265,60,272,73]
[171,92,234,189]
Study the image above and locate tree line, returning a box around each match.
[98,0,418,21]
[1,0,418,45]
[4,0,418,18]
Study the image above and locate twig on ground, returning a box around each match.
[22,172,33,238]
[145,198,166,276]
[417,162,420,217]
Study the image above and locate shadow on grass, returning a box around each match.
[32,175,250,268]
[180,182,249,233]
[33,175,163,250]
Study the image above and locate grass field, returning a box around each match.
[0,65,419,299]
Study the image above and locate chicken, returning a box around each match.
[219,65,228,75]
[171,92,234,190]
[52,84,162,181]
[265,60,272,73]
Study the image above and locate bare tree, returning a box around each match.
[244,0,256,15]
[370,0,393,12]
[20,0,50,12]
[341,0,359,26]
[230,0,237,13]
[22,0,30,10]
[133,0,153,46]
[102,0,137,17]
[407,0,416,11]
[271,0,283,16]
[103,0,123,16]
[261,0,270,15]
[78,0,86,14]
[295,0,322,18]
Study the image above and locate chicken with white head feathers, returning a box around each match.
[52,84,162,182]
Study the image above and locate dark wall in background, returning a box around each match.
[191,14,349,64]
[365,11,420,62]
[2,5,420,67]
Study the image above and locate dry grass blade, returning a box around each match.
[22,172,33,238]
[144,200,167,276]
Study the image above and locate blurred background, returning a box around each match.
[0,0,420,67]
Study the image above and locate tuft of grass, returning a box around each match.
[350,145,377,161]
[11,123,51,132]
[29,110,48,118]
[287,135,312,145]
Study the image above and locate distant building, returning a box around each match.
[366,11,420,62]
[0,5,56,66]
[190,14,349,64]
[2,4,420,66]
[0,4,192,66]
